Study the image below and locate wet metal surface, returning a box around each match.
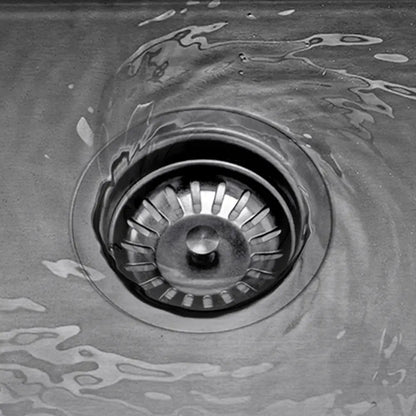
[1,1,416,415]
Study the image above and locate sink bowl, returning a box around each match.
[1,1,415,415]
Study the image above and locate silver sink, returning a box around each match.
[1,1,415,415]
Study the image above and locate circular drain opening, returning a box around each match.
[72,108,332,332]
[105,158,299,316]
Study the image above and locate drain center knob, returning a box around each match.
[186,225,219,267]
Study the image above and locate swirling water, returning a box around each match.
[1,2,416,415]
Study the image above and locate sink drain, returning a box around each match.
[105,159,297,315]
[71,108,331,331]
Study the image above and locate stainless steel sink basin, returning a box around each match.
[1,1,416,415]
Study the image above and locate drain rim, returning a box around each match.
[70,107,333,333]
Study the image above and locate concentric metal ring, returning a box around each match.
[71,107,332,332]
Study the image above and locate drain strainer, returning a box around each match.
[71,108,332,332]
[107,160,296,314]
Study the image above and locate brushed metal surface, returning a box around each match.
[1,2,416,415]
